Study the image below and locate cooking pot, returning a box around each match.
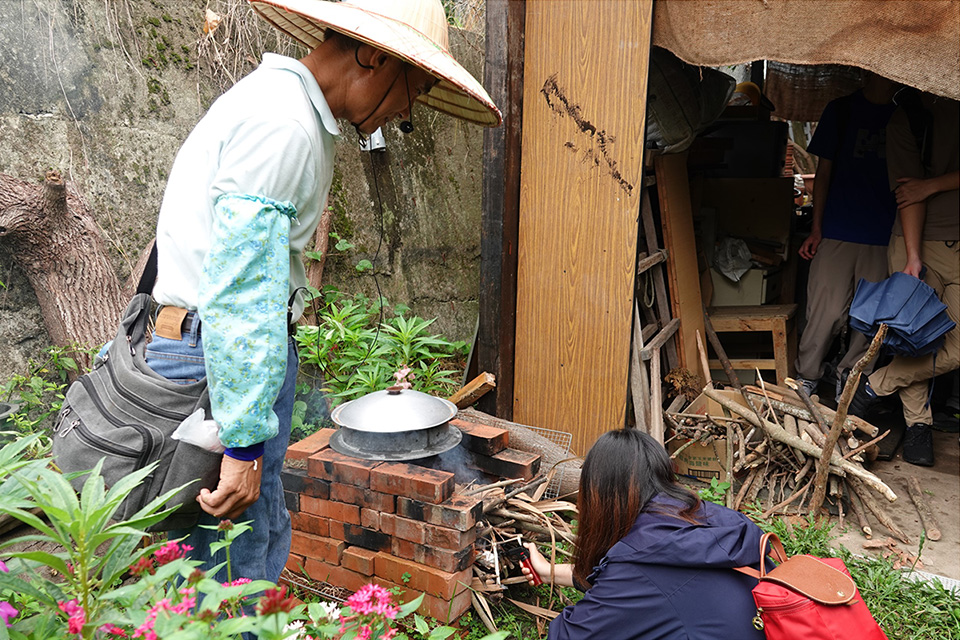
[329,386,462,461]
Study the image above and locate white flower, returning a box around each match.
[318,600,340,620]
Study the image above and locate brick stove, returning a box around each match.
[281,418,542,622]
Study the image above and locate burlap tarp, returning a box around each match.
[765,62,863,122]
[653,0,960,112]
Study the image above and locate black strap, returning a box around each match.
[136,240,159,295]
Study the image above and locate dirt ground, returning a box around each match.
[834,429,960,583]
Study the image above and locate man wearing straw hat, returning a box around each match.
[147,0,500,585]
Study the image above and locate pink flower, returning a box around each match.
[355,624,372,640]
[222,577,252,587]
[154,542,192,566]
[381,629,398,640]
[58,600,86,634]
[0,560,7,573]
[393,366,414,389]
[0,601,18,627]
[100,624,129,637]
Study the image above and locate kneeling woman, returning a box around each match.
[524,429,765,639]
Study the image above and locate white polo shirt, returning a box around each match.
[154,53,340,318]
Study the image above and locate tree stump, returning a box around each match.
[0,171,124,366]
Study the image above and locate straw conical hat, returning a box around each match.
[248,0,502,127]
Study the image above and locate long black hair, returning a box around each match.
[573,429,701,586]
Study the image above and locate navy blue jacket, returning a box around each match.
[548,496,765,640]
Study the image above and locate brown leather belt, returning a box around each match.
[155,306,198,340]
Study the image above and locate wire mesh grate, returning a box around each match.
[521,425,574,500]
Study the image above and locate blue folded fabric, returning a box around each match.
[850,272,956,358]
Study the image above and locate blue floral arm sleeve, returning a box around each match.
[198,193,297,450]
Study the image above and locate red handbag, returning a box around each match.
[736,532,888,640]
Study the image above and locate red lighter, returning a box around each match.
[504,538,543,586]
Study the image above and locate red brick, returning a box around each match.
[290,531,344,565]
[290,512,330,538]
[378,580,471,623]
[328,520,346,540]
[331,482,396,513]
[360,508,380,530]
[450,418,509,455]
[392,515,426,544]
[308,449,381,487]
[371,463,455,504]
[303,558,369,593]
[390,538,474,574]
[380,513,396,536]
[285,552,306,575]
[391,537,418,563]
[467,448,541,480]
[425,523,477,551]
[280,467,331,499]
[342,546,378,576]
[375,552,472,600]
[300,496,361,525]
[396,495,482,532]
[286,428,336,462]
[341,523,392,552]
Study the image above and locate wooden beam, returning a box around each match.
[636,249,666,274]
[655,152,705,374]
[448,372,497,409]
[641,318,680,361]
[478,0,525,419]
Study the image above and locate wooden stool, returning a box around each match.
[706,304,798,385]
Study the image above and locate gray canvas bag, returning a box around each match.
[52,293,221,530]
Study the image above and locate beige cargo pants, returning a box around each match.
[868,236,960,425]
[795,239,889,382]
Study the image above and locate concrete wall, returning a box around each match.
[0,0,485,375]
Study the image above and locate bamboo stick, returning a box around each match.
[842,430,889,460]
[906,476,942,541]
[704,388,896,501]
[734,467,761,511]
[848,477,910,544]
[697,329,712,389]
[743,391,878,438]
[845,484,873,539]
[762,476,813,518]
[809,326,886,515]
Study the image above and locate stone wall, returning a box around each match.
[0,0,485,376]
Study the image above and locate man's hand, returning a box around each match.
[901,255,924,279]
[798,229,822,261]
[198,455,263,520]
[895,177,934,209]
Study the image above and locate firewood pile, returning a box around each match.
[678,321,922,546]
[460,473,574,633]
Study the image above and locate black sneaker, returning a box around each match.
[848,376,880,418]
[902,423,934,467]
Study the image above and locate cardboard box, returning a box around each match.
[710,266,782,306]
[667,390,747,480]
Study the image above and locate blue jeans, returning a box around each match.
[144,315,295,585]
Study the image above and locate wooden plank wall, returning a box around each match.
[513,0,654,456]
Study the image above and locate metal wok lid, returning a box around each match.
[330,386,458,433]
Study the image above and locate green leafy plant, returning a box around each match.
[697,477,731,506]
[295,287,468,406]
[0,345,93,458]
